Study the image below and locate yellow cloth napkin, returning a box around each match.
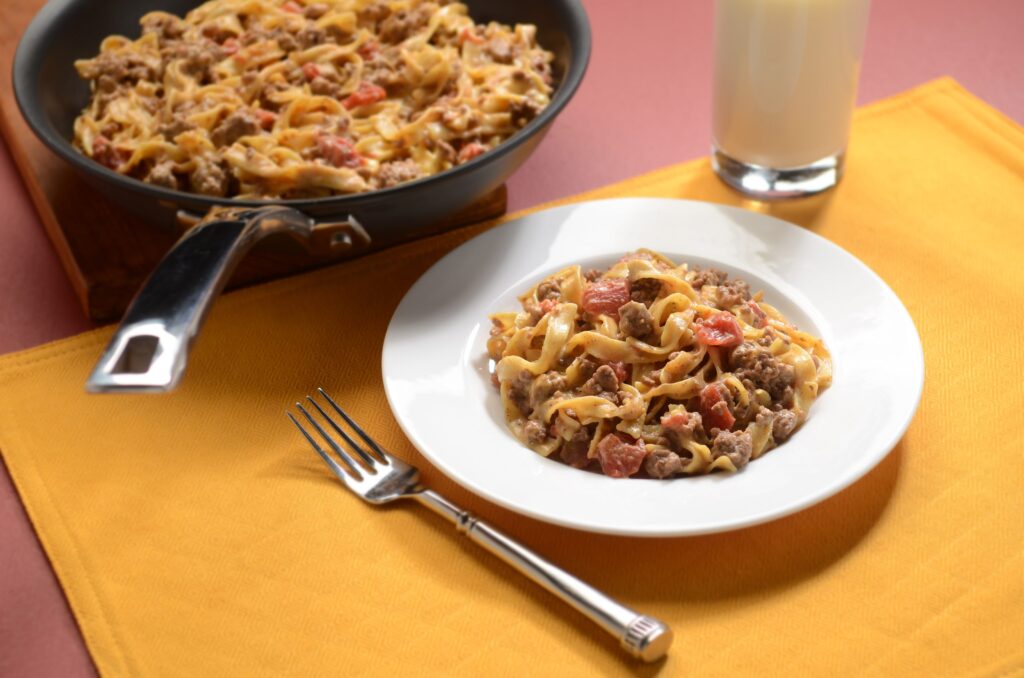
[1,77,1022,677]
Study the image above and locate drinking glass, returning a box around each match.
[712,0,872,199]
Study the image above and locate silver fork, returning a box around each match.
[288,388,673,662]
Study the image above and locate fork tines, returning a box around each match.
[288,388,389,481]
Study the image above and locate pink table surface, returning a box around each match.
[2,1,1022,675]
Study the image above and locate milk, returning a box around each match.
[713,0,871,170]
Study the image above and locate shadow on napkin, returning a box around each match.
[284,419,902,669]
[389,440,903,660]
[744,190,837,233]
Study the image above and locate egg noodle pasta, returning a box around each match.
[488,250,832,478]
[72,0,555,198]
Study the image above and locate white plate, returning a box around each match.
[382,198,923,536]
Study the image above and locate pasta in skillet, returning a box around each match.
[72,0,555,198]
[487,250,832,478]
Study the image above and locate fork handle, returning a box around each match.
[413,489,673,662]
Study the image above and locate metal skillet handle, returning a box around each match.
[86,206,368,393]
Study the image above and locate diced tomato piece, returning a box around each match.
[302,62,321,81]
[660,410,690,432]
[342,81,387,109]
[699,383,735,431]
[696,311,744,347]
[457,142,487,163]
[254,108,277,129]
[357,40,380,60]
[316,135,362,168]
[221,37,239,55]
[538,298,558,315]
[596,433,646,478]
[282,1,302,13]
[747,300,767,329]
[607,360,630,384]
[581,278,631,318]
[459,27,485,45]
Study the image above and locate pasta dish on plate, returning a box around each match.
[72,0,555,198]
[488,250,832,479]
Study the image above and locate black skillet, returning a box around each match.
[13,0,590,392]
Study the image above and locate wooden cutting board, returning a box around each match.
[0,0,506,322]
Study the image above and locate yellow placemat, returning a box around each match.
[2,78,1023,677]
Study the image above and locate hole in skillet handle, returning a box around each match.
[111,335,160,374]
[85,205,369,394]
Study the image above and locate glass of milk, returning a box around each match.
[712,0,871,199]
